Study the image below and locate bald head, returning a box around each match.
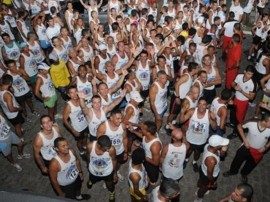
[171,129,183,142]
[190,85,200,100]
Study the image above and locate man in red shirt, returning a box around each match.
[225,34,242,90]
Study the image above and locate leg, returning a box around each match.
[229,146,249,174]
[14,123,23,139]
[48,107,55,122]
[25,97,34,113]
[155,115,163,132]
[240,153,258,176]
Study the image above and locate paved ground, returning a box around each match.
[1,27,270,202]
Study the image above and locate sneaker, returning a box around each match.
[87,180,93,189]
[227,133,238,139]
[55,114,63,119]
[103,182,107,189]
[109,191,115,202]
[17,153,31,160]
[194,198,203,202]
[117,171,124,181]
[76,194,90,201]
[183,160,188,169]
[13,163,22,172]
[193,163,199,172]
[247,55,252,61]
[241,175,248,183]
[32,111,40,116]
[223,171,236,177]
[248,102,256,107]
[225,123,235,128]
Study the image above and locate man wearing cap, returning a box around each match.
[194,135,229,202]
[223,113,270,183]
[94,44,111,74]
[35,63,58,122]
[19,42,38,86]
[123,90,143,154]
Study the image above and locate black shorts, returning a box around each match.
[127,128,140,141]
[116,152,127,164]
[15,91,32,103]
[143,161,159,183]
[140,90,149,99]
[257,6,264,16]
[60,176,82,199]
[198,166,218,187]
[89,171,114,184]
[169,93,182,115]
[89,135,97,142]
[189,142,206,154]
[253,35,262,45]
[75,127,89,141]
[8,112,25,125]
[202,89,216,104]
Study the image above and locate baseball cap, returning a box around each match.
[20,42,28,48]
[208,135,229,147]
[38,62,50,71]
[130,91,143,103]
[49,52,58,61]
[98,44,107,51]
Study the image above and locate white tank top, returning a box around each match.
[109,32,118,43]
[4,10,16,27]
[205,66,216,90]
[193,79,204,98]
[88,107,106,137]
[0,115,11,141]
[265,78,270,90]
[37,74,56,97]
[142,136,161,159]
[178,73,192,99]
[98,54,110,73]
[255,21,264,37]
[107,45,117,58]
[21,52,38,77]
[69,58,81,73]
[151,186,162,202]
[54,150,79,186]
[162,143,186,180]
[4,42,20,61]
[186,96,198,109]
[36,24,49,41]
[65,10,74,31]
[186,108,210,145]
[87,7,98,22]
[256,55,268,74]
[153,81,168,114]
[89,141,113,176]
[8,72,30,97]
[0,90,19,119]
[0,20,15,40]
[109,0,120,13]
[100,93,113,106]
[54,46,68,63]
[30,1,41,15]
[136,61,151,91]
[201,145,220,177]
[74,27,82,44]
[27,41,45,63]
[61,36,73,52]
[210,97,226,127]
[80,45,93,62]
[77,75,93,106]
[104,121,124,155]
[39,127,59,161]
[128,161,148,190]
[68,101,88,132]
[125,80,139,102]
[124,103,139,129]
[17,19,29,40]
[106,73,121,100]
[115,52,129,70]
[155,65,170,76]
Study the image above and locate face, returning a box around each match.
[157,74,168,85]
[197,99,207,113]
[191,87,200,100]
[61,28,68,36]
[118,42,125,52]
[48,19,54,27]
[158,58,166,66]
[67,2,73,9]
[107,37,114,45]
[208,47,215,56]
[189,46,196,54]
[110,113,122,127]
[92,97,101,110]
[78,66,87,78]
[244,71,254,80]
[69,49,77,58]
[230,188,246,202]
[56,140,69,154]
[200,73,208,83]
[2,35,11,44]
[68,88,78,100]
[98,83,109,96]
[41,117,53,131]
[106,62,115,72]
[7,62,17,71]
[140,53,148,62]
[53,38,60,46]
[203,56,211,66]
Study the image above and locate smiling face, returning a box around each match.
[110,113,122,127]
[55,140,70,155]
[41,116,53,131]
[197,99,207,113]
[98,83,109,96]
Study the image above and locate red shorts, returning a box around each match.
[234,98,249,124]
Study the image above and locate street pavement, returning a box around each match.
[1,34,270,202]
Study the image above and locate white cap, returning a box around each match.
[99,44,107,51]
[208,135,229,147]
[130,91,143,103]
[49,52,58,61]
[38,63,50,71]
[197,16,205,24]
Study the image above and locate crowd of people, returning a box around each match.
[1,0,270,201]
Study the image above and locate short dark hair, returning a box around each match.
[40,115,52,124]
[261,112,270,122]
[188,62,198,72]
[54,137,66,148]
[237,183,253,202]
[245,65,255,74]
[97,135,112,148]
[159,178,180,198]
[143,121,157,135]
[110,109,122,117]
[131,148,145,165]
[67,85,77,94]
[1,74,13,85]
[220,89,232,100]
[232,33,241,43]
[91,95,101,102]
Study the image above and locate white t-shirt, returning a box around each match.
[230,4,243,21]
[234,74,256,101]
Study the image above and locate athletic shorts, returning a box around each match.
[0,130,21,156]
[8,112,25,125]
[89,171,114,184]
[198,166,218,187]
[140,90,149,99]
[116,151,127,164]
[143,161,159,183]
[169,94,182,115]
[60,176,82,199]
[89,135,97,142]
[15,91,32,103]
[44,94,57,108]
[74,127,89,141]
[253,35,262,45]
[158,106,168,118]
[189,142,206,154]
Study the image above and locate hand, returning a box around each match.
[175,97,181,104]
[43,97,50,102]
[155,113,162,121]
[234,84,241,91]
[77,91,86,99]
[59,192,65,197]
[122,69,128,76]
[113,173,118,183]
[244,140,250,149]
[72,129,80,137]
[168,123,176,130]
[120,89,127,98]
[123,153,128,161]
[91,77,97,86]
[41,167,48,174]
